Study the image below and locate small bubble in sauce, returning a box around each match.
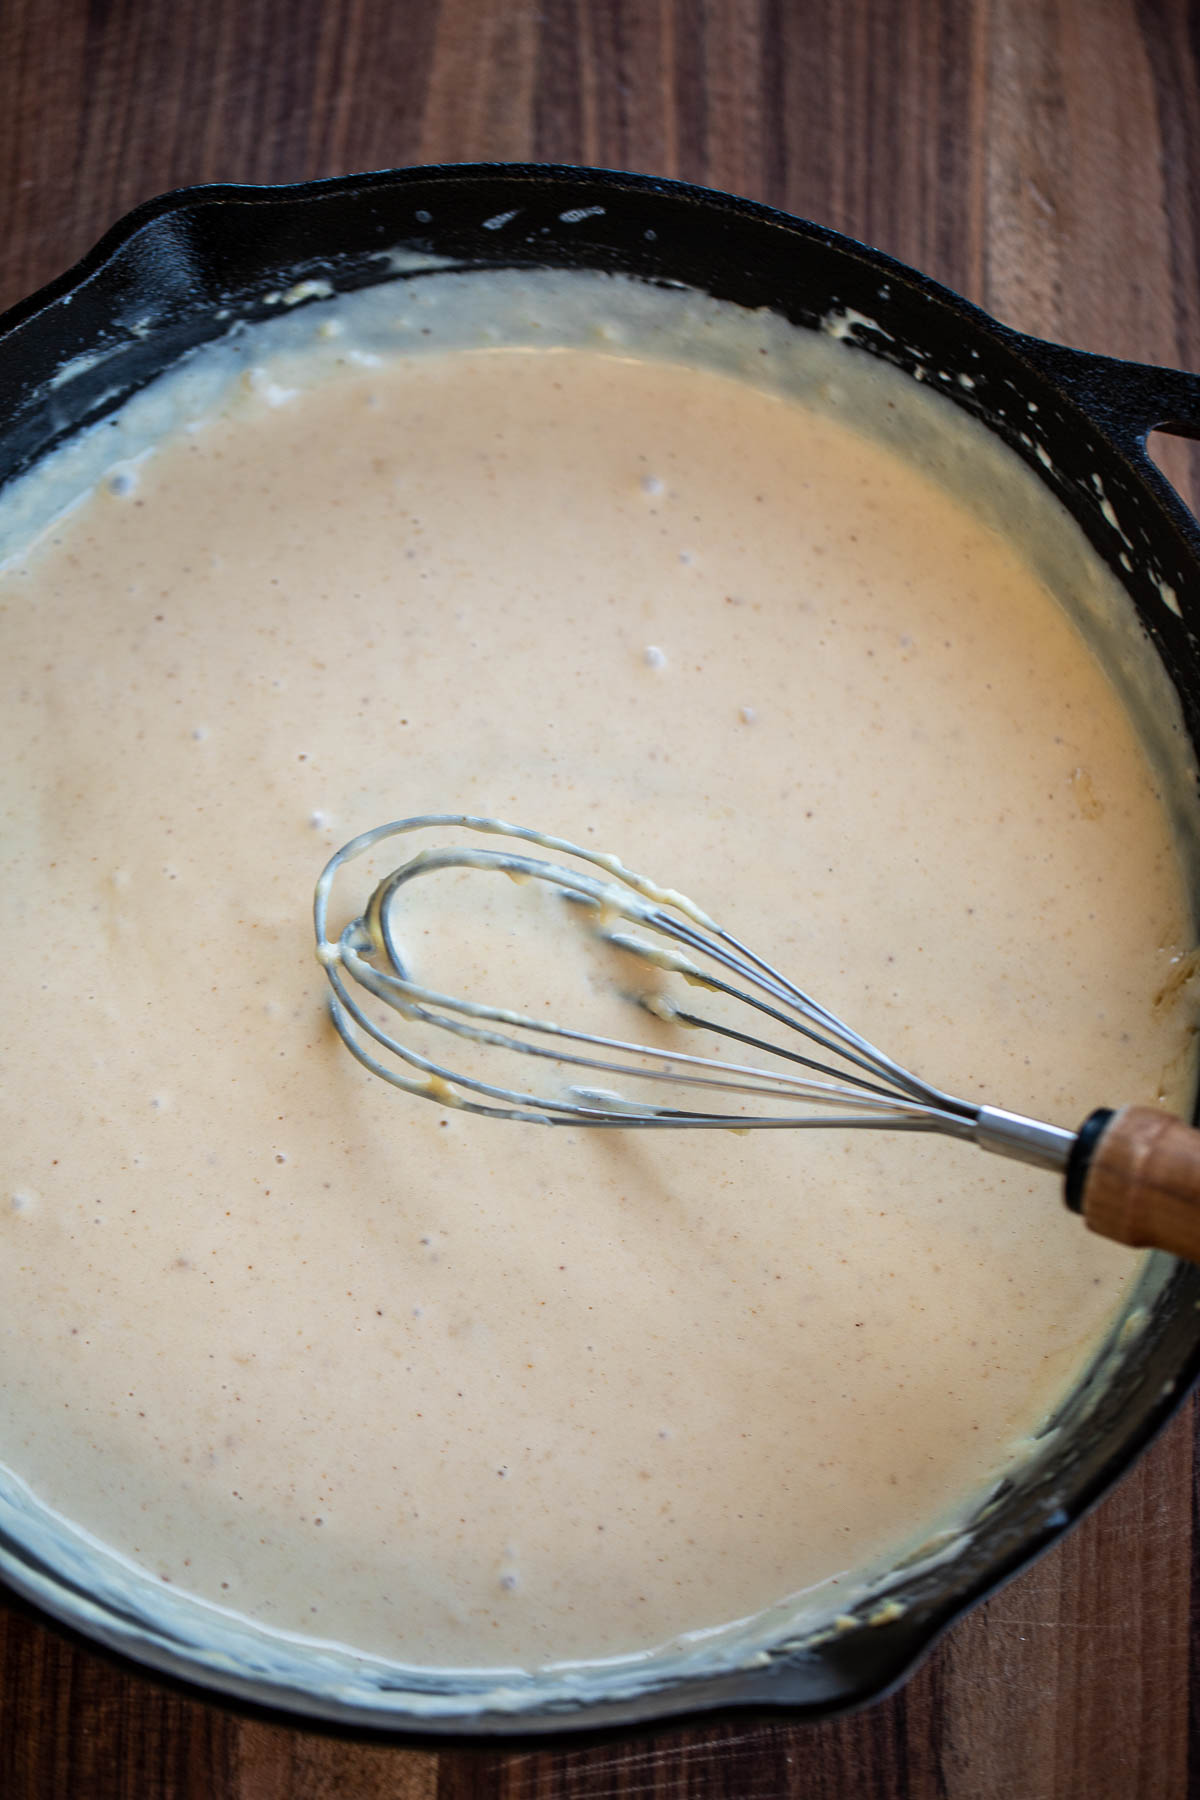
[644,645,667,670]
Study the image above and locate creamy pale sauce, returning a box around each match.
[0,272,1194,1680]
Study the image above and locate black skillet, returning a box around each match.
[1,164,1199,1732]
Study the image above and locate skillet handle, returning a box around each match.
[1015,337,1200,448]
[1067,1105,1200,1262]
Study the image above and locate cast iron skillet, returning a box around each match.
[2,164,1200,1733]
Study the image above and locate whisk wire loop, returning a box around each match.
[313,814,984,1137]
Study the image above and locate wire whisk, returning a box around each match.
[314,815,1200,1263]
[313,813,1077,1162]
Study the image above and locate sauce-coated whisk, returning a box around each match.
[314,814,1200,1264]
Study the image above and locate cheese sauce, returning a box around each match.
[0,271,1194,1675]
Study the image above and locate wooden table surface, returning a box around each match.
[2,2,1199,1795]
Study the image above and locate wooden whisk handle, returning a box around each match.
[1068,1105,1200,1263]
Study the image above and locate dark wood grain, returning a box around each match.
[2,2,1199,1795]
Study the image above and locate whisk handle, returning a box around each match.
[1067,1105,1200,1263]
